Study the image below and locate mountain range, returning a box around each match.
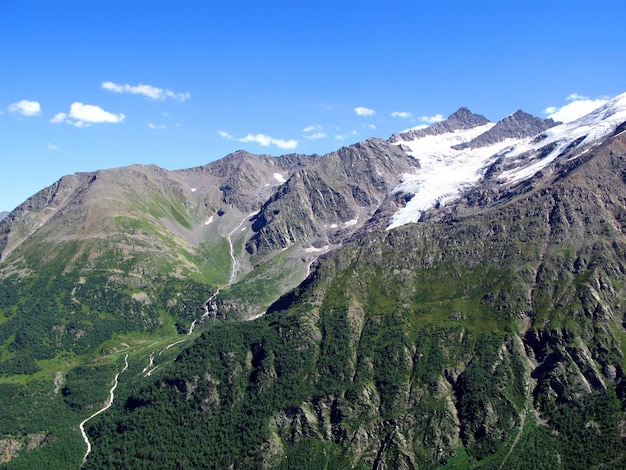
[1,92,626,468]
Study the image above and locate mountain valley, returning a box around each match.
[1,93,626,468]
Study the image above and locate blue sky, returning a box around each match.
[1,0,625,211]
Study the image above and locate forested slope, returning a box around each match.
[83,129,626,468]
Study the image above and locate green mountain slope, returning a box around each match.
[0,140,420,467]
[77,128,626,468]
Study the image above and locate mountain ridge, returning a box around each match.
[1,91,626,468]
[82,119,626,468]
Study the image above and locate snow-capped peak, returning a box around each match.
[498,92,626,183]
[387,92,626,230]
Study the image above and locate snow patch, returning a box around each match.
[190,187,197,192]
[273,173,287,183]
[388,124,511,229]
[499,92,626,183]
[304,245,330,253]
[204,216,214,225]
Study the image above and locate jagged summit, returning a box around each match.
[389,107,490,142]
[385,92,626,228]
[447,106,492,128]
[452,110,559,150]
[3,91,626,272]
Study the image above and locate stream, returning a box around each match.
[79,354,128,468]
[78,212,259,466]
[227,212,257,285]
[187,212,256,335]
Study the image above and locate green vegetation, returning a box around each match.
[75,209,626,468]
[195,239,232,285]
[3,147,626,468]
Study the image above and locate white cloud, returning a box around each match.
[50,102,125,127]
[354,106,376,117]
[419,114,445,124]
[239,134,273,146]
[102,81,190,102]
[148,123,166,130]
[219,131,298,150]
[218,130,233,139]
[304,132,326,140]
[363,123,376,130]
[335,130,359,141]
[50,112,67,123]
[566,93,589,101]
[544,94,608,123]
[402,124,429,133]
[303,125,326,140]
[7,99,41,116]
[70,103,124,123]
[391,111,412,118]
[47,143,58,150]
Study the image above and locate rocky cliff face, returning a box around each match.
[245,138,419,256]
[82,120,626,469]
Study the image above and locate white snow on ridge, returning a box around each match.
[388,123,514,229]
[273,173,287,183]
[387,92,626,230]
[499,92,626,183]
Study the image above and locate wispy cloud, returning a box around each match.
[7,99,41,116]
[102,81,190,102]
[335,130,359,141]
[354,106,376,117]
[304,132,326,140]
[302,124,326,140]
[419,114,445,124]
[391,111,412,118]
[218,130,233,139]
[543,93,608,123]
[47,143,58,150]
[50,102,125,127]
[148,123,166,130]
[219,131,298,150]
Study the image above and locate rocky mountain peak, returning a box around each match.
[389,107,490,143]
[446,106,491,128]
[452,109,559,150]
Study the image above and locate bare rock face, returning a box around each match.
[389,107,491,142]
[452,110,559,150]
[245,138,419,255]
